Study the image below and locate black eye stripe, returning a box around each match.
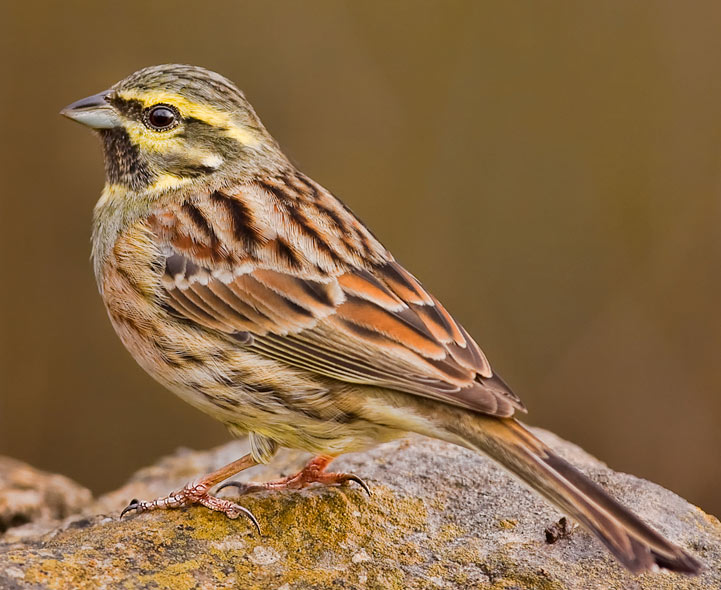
[143,103,180,131]
[108,96,144,119]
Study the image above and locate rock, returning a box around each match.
[0,456,92,542]
[0,430,719,589]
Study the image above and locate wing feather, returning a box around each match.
[148,185,526,417]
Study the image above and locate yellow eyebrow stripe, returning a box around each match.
[116,89,260,147]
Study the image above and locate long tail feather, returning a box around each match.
[444,413,701,574]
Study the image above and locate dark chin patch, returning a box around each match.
[100,127,155,190]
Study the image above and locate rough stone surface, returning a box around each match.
[0,430,719,589]
[0,456,92,541]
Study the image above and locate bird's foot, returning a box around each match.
[218,454,370,496]
[119,453,260,531]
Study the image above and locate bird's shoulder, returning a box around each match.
[145,172,389,277]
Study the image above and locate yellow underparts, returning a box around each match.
[117,89,260,148]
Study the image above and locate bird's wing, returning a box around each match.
[147,181,525,417]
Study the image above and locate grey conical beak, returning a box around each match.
[61,90,120,129]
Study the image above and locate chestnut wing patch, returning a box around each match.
[151,192,525,417]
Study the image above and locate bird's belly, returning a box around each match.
[104,295,397,455]
[99,238,405,455]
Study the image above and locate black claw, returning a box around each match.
[347,474,371,496]
[217,480,249,493]
[240,506,262,535]
[120,499,140,519]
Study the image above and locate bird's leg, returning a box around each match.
[218,454,370,496]
[120,453,261,531]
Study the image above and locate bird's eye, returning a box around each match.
[144,104,179,131]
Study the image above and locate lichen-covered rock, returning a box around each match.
[0,456,92,541]
[0,431,719,589]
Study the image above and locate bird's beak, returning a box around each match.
[60,90,120,129]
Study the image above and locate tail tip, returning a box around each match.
[623,540,704,575]
[650,549,704,576]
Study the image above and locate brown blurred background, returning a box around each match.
[1,2,720,516]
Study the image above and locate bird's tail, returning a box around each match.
[439,411,701,574]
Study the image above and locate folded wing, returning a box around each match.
[148,183,526,417]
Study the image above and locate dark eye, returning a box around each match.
[144,104,178,131]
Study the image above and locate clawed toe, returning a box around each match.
[217,480,263,495]
[217,456,371,497]
[340,473,371,496]
[210,500,261,533]
[218,474,370,496]
[118,488,261,533]
[120,498,141,518]
[117,454,367,534]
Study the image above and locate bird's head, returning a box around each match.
[61,64,286,193]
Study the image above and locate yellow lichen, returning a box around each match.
[135,559,202,590]
[20,482,434,590]
[434,523,464,542]
[11,478,715,590]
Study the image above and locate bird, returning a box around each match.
[61,64,701,575]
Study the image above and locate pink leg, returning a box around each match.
[218,454,370,496]
[120,453,261,531]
